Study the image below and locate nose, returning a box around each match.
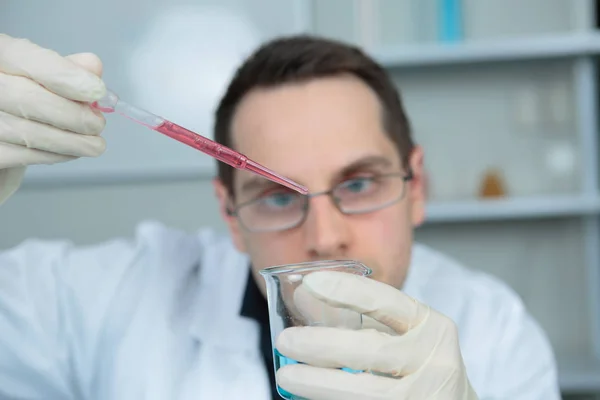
[303,195,350,259]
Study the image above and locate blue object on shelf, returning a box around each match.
[438,0,463,42]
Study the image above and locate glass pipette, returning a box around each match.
[90,89,308,195]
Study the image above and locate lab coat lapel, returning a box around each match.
[182,233,271,400]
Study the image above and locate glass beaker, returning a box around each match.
[259,260,372,400]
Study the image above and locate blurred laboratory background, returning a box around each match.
[1,0,600,398]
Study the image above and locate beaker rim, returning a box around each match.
[259,259,372,276]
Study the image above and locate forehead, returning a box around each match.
[230,74,400,192]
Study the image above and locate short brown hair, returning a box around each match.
[213,34,414,196]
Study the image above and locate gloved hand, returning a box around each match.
[0,34,107,204]
[275,271,479,400]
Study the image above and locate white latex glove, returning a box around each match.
[275,271,479,400]
[0,34,107,204]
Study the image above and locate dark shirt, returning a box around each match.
[239,268,279,400]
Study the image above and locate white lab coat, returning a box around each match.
[0,220,561,399]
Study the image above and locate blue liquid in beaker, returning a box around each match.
[274,348,300,399]
[273,348,363,399]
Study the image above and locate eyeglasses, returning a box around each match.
[227,170,413,233]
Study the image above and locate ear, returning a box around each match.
[213,178,247,253]
[407,145,426,227]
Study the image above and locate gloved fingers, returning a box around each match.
[301,271,429,334]
[361,314,398,335]
[0,142,77,169]
[281,272,477,400]
[275,326,427,376]
[0,34,106,102]
[277,363,470,400]
[0,166,26,206]
[0,110,106,158]
[0,73,106,136]
[293,279,397,334]
[276,364,412,400]
[65,53,104,78]
[292,283,362,329]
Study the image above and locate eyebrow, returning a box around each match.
[240,176,277,194]
[238,155,393,195]
[332,155,393,181]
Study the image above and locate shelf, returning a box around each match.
[371,32,600,69]
[424,195,600,223]
[558,355,600,393]
[21,164,217,189]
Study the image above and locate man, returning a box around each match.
[0,32,560,399]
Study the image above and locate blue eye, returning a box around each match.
[264,192,296,208]
[342,178,372,193]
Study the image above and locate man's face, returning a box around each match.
[214,74,426,295]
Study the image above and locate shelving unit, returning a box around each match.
[372,31,600,69]
[425,195,600,224]
[308,0,600,396]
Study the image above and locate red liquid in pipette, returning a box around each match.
[154,121,308,194]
